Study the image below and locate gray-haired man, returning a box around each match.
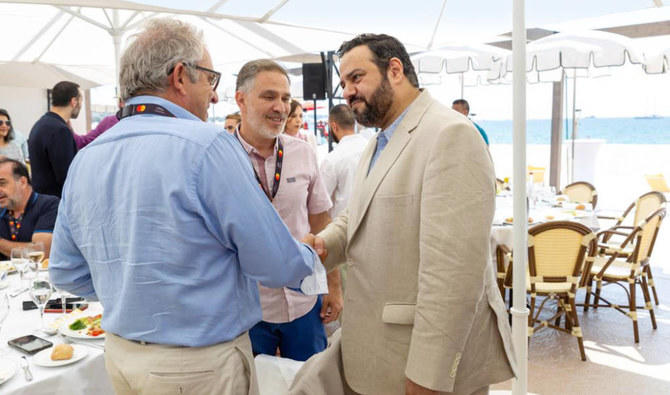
[49,18,320,395]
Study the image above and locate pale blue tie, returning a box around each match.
[368,132,388,175]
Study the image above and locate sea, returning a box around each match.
[477,116,670,144]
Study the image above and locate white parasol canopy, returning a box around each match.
[503,30,648,82]
[644,47,670,73]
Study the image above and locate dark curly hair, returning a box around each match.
[337,34,419,88]
[0,108,15,143]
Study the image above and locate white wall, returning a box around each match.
[0,86,88,138]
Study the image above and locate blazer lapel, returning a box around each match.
[347,90,433,242]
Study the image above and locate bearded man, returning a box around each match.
[28,80,80,197]
[291,34,516,395]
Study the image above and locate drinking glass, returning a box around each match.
[25,242,45,273]
[10,247,28,289]
[30,275,53,333]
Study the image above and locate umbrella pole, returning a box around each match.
[571,69,577,184]
[512,0,529,394]
[112,10,122,99]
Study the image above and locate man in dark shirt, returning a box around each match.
[28,81,79,197]
[0,158,58,260]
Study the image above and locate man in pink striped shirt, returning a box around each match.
[234,59,343,361]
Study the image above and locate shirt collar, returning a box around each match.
[235,128,279,158]
[1,191,37,219]
[125,95,201,121]
[379,107,409,143]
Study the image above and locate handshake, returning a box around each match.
[296,233,329,296]
[300,233,328,262]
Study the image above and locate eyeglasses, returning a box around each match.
[168,62,221,91]
[0,120,10,127]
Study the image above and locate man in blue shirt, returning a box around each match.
[452,99,490,146]
[49,18,318,395]
[0,158,58,260]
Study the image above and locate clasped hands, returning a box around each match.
[300,233,343,323]
[300,233,327,262]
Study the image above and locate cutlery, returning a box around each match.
[61,335,105,350]
[10,287,28,298]
[20,356,33,382]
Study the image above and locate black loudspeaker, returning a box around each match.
[302,63,326,100]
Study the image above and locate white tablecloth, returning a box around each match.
[0,274,112,395]
[491,195,600,261]
[0,272,303,395]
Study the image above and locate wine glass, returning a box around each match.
[26,242,45,273]
[10,247,28,289]
[30,274,53,333]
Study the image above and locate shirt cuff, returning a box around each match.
[286,243,319,291]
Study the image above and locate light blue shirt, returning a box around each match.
[49,96,315,347]
[367,109,408,174]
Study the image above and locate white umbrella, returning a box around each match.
[499,29,651,183]
[644,47,670,74]
[412,44,509,96]
[504,29,646,82]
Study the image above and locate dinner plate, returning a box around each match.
[0,359,17,385]
[32,345,88,367]
[503,218,537,225]
[60,316,106,340]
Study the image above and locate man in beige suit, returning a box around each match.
[291,34,516,395]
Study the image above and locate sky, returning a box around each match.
[69,1,669,119]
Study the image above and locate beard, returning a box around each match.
[71,104,81,119]
[249,112,286,140]
[349,77,393,128]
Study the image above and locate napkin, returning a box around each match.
[299,258,328,295]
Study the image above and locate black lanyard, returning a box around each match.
[235,131,283,201]
[119,103,176,119]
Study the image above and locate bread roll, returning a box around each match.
[51,344,74,360]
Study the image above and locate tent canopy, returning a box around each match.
[1,0,668,91]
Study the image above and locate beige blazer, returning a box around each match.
[318,90,516,394]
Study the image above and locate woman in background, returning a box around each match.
[284,100,317,149]
[0,109,26,164]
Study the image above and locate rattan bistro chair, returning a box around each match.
[584,208,665,343]
[563,181,598,209]
[501,221,596,361]
[597,191,666,305]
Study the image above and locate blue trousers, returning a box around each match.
[249,296,327,361]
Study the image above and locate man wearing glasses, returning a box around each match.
[50,18,320,395]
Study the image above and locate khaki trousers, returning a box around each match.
[105,332,259,395]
